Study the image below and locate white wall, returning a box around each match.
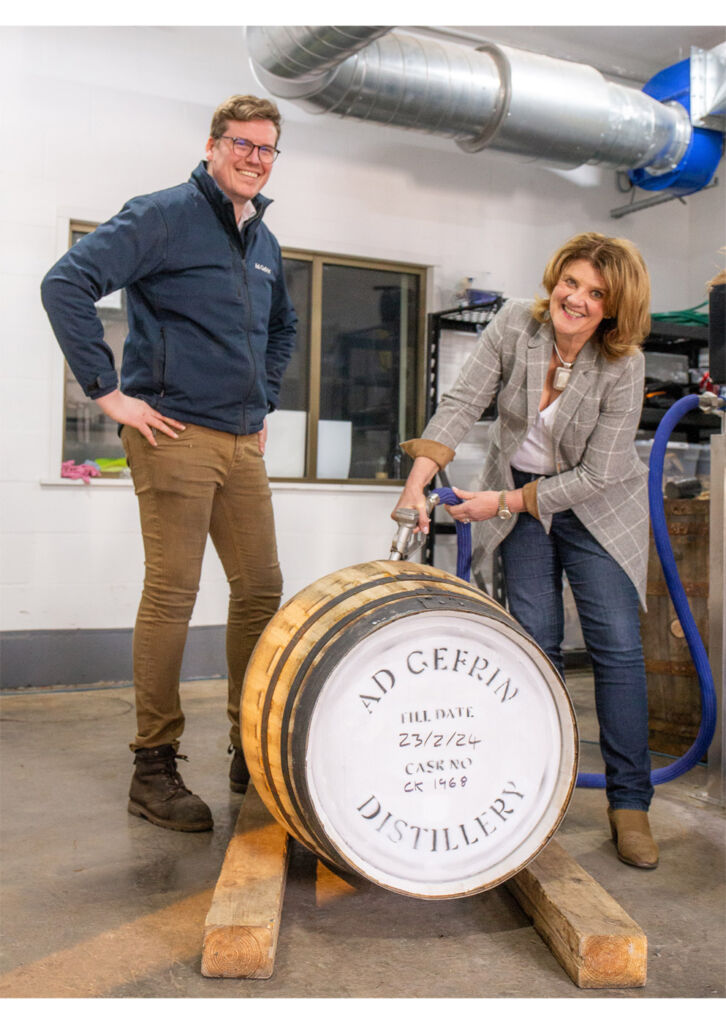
[1,25,724,638]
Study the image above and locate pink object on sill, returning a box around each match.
[61,460,101,484]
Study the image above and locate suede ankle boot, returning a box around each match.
[128,744,213,832]
[228,745,251,794]
[607,807,658,869]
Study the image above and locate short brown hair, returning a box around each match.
[532,232,651,359]
[209,94,282,142]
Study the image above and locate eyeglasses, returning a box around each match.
[218,136,281,164]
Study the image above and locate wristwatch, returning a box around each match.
[497,491,513,520]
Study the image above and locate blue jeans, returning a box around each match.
[499,468,653,810]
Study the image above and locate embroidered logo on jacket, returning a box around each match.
[255,262,272,275]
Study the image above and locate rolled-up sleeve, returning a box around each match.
[399,438,456,468]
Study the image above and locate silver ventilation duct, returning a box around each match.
[247,26,693,176]
[246,26,391,86]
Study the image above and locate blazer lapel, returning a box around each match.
[550,339,599,450]
[526,321,553,428]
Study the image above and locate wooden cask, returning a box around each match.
[641,498,709,758]
[241,560,578,900]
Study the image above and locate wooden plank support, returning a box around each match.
[315,858,357,907]
[201,783,291,979]
[506,839,647,989]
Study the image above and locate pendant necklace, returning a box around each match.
[552,338,575,391]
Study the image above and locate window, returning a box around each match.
[270,251,426,481]
[61,223,130,475]
[60,228,427,482]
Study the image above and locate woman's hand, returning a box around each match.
[392,483,431,533]
[95,390,185,446]
[391,455,439,534]
[444,487,499,523]
[445,486,524,523]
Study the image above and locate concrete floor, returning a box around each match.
[0,671,724,1003]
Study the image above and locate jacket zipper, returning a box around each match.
[238,219,260,436]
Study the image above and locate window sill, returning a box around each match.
[40,476,133,487]
[40,477,403,493]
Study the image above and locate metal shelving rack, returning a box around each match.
[641,319,719,442]
[424,297,505,424]
[422,297,505,602]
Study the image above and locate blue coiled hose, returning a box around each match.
[638,394,719,781]
[433,393,720,787]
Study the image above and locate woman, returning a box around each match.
[394,232,658,869]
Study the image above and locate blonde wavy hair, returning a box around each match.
[532,232,651,360]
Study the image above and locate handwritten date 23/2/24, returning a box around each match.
[398,731,481,750]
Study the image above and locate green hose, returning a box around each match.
[651,300,709,327]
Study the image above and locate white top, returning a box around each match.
[510,395,561,475]
[237,200,257,229]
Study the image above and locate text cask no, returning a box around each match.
[640,497,709,757]
[241,561,578,899]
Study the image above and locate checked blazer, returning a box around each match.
[421,299,650,607]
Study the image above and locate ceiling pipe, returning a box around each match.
[247,26,724,195]
[246,26,391,86]
[249,27,506,141]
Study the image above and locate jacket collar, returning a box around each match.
[526,316,599,434]
[525,318,553,428]
[190,160,272,233]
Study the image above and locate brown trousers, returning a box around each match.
[121,423,282,751]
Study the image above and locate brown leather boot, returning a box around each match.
[129,745,213,832]
[607,807,658,869]
[228,745,250,794]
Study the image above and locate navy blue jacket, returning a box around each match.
[41,162,297,436]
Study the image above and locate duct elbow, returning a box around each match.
[629,56,724,196]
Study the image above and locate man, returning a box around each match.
[41,95,297,832]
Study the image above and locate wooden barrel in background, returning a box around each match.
[640,497,709,758]
[241,560,578,900]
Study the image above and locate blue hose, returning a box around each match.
[640,395,718,780]
[435,395,720,788]
[430,487,472,581]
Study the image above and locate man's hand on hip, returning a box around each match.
[95,390,185,446]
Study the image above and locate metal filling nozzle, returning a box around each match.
[389,492,441,560]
